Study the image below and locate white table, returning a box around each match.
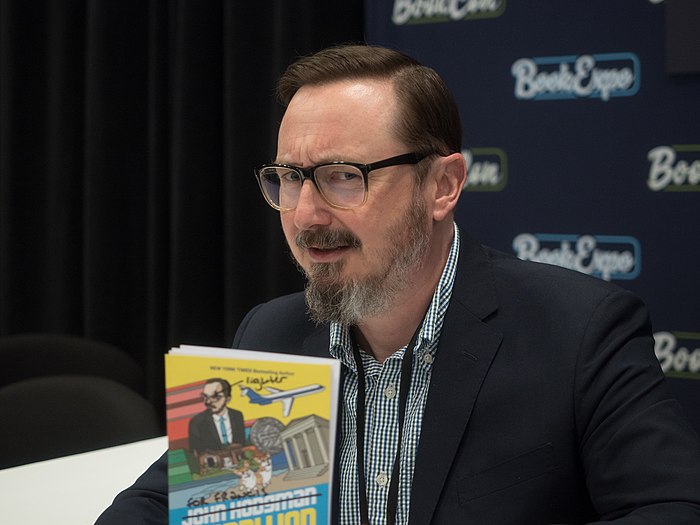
[0,436,167,525]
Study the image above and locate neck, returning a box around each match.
[353,304,426,363]
[354,223,453,362]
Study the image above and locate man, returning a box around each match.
[188,378,245,454]
[96,44,700,524]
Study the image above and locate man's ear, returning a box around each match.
[432,152,467,221]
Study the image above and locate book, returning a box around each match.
[165,345,341,525]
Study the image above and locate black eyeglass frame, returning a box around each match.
[254,152,431,211]
[201,391,227,403]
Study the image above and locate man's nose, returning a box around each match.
[293,180,332,229]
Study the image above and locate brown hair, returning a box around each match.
[277,44,462,160]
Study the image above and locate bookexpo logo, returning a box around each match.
[392,0,505,25]
[654,332,700,378]
[462,148,508,191]
[512,234,641,281]
[647,145,700,192]
[511,53,640,101]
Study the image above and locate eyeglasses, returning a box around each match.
[202,391,226,403]
[254,152,430,211]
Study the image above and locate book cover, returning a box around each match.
[165,345,340,525]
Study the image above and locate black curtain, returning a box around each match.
[0,1,364,415]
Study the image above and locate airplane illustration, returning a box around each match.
[239,383,325,417]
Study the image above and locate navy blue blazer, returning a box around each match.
[188,407,246,454]
[96,231,700,524]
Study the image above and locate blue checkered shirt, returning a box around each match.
[329,223,460,524]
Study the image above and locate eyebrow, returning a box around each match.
[275,153,356,167]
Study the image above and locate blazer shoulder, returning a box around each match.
[453,231,638,324]
[484,244,634,306]
[233,292,324,355]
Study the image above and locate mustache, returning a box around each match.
[296,229,361,250]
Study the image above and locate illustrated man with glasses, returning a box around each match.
[188,378,245,455]
[96,44,700,525]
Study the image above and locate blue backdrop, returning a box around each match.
[366,0,699,430]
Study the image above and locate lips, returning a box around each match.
[307,245,352,263]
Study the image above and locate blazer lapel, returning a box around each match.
[409,232,503,525]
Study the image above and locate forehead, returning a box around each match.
[277,79,403,164]
[203,382,223,394]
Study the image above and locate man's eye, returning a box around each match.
[329,170,360,182]
[280,170,301,183]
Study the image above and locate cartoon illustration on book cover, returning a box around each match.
[165,351,335,525]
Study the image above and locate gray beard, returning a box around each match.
[300,197,430,326]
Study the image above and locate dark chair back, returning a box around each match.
[0,333,144,393]
[0,375,162,469]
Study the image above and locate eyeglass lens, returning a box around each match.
[202,391,225,402]
[259,164,366,209]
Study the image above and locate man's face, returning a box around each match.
[202,382,229,415]
[277,79,432,325]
